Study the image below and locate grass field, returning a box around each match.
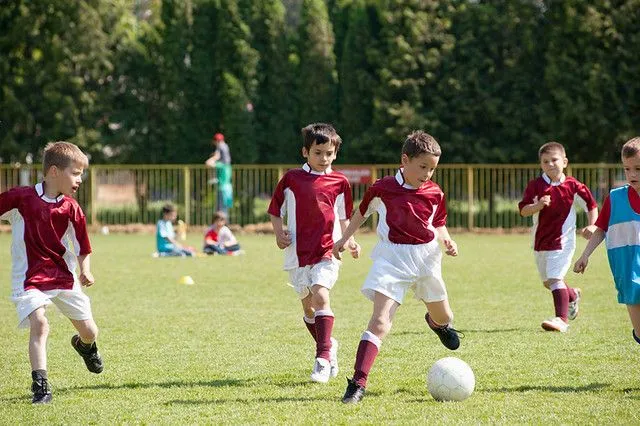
[0,232,639,424]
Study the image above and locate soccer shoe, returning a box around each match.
[31,377,52,404]
[329,337,339,378]
[568,288,582,320]
[310,357,331,383]
[342,378,366,404]
[71,335,104,374]
[425,313,461,350]
[541,317,569,332]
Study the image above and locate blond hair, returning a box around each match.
[621,137,640,159]
[538,141,566,158]
[43,141,89,173]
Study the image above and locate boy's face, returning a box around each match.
[165,211,177,222]
[302,141,337,173]
[49,162,84,196]
[401,153,439,188]
[214,218,225,228]
[539,149,567,181]
[623,153,640,192]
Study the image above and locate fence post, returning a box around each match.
[183,166,190,225]
[90,167,97,226]
[467,166,474,231]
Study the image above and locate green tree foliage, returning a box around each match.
[249,0,298,163]
[0,0,121,163]
[297,0,338,127]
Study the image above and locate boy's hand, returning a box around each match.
[275,229,292,249]
[347,238,361,259]
[580,225,597,240]
[332,238,347,260]
[79,270,95,287]
[573,255,589,274]
[534,195,551,209]
[443,239,458,256]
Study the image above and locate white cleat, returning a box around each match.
[310,357,331,383]
[329,337,339,378]
[568,288,582,320]
[541,317,569,333]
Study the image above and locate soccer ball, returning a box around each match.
[427,357,475,402]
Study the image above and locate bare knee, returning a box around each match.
[30,316,49,340]
[368,315,392,338]
[311,287,330,311]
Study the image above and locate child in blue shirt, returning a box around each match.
[156,204,195,257]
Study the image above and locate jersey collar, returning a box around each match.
[395,168,418,189]
[35,182,64,203]
[542,172,566,186]
[302,163,332,175]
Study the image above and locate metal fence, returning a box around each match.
[0,163,624,229]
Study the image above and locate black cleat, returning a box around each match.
[342,378,366,404]
[71,335,104,374]
[31,374,52,404]
[426,313,461,350]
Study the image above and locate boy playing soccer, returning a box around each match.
[333,130,460,404]
[268,123,360,384]
[519,141,598,332]
[0,142,103,404]
[574,137,640,344]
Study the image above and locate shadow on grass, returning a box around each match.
[395,328,521,337]
[484,382,610,393]
[56,378,250,393]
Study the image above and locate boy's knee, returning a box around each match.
[30,316,49,337]
[369,316,392,336]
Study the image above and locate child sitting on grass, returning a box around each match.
[203,211,243,255]
[156,203,196,257]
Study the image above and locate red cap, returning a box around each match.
[213,133,224,141]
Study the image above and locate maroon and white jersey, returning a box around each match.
[0,183,92,293]
[359,170,447,245]
[518,173,597,251]
[268,164,353,269]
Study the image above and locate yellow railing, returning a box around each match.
[0,163,623,229]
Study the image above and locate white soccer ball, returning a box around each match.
[427,357,475,402]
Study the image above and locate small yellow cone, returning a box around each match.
[179,275,195,285]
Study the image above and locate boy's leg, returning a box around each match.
[28,307,52,404]
[310,285,334,383]
[627,304,640,343]
[70,319,103,374]
[343,292,399,403]
[301,295,317,342]
[541,279,569,332]
[424,299,460,350]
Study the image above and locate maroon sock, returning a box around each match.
[304,318,317,342]
[314,315,334,360]
[552,288,569,321]
[352,339,379,387]
[566,285,577,302]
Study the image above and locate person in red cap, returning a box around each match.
[205,133,233,214]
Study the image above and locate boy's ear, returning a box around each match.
[301,147,309,158]
[400,153,410,165]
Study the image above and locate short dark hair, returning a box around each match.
[43,141,89,174]
[301,123,342,152]
[402,131,441,158]
[213,211,227,222]
[622,137,640,158]
[538,141,566,158]
[162,203,176,215]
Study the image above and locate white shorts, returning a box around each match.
[12,284,93,329]
[288,258,340,299]
[362,240,447,304]
[534,247,575,281]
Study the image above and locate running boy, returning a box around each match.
[268,123,360,384]
[574,137,640,344]
[333,130,460,404]
[519,141,598,332]
[0,142,103,404]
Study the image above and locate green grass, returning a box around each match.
[0,232,639,424]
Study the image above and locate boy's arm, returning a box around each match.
[580,207,599,239]
[339,219,361,259]
[270,214,291,249]
[205,151,220,167]
[77,254,95,287]
[574,227,606,274]
[520,196,550,216]
[435,225,458,256]
[333,210,366,260]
